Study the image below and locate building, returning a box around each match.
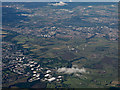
[48,77,56,82]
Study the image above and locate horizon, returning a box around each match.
[1,0,120,2]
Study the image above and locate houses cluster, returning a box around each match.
[28,64,64,83]
[41,69,63,82]
[67,46,78,53]
[2,41,64,83]
[3,3,118,42]
[27,61,42,82]
[4,50,29,75]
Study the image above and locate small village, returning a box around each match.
[2,42,64,83]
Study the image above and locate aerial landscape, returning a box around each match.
[2,1,119,88]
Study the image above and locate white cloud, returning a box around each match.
[57,67,86,74]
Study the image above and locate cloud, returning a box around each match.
[57,67,86,74]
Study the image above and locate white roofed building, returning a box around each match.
[46,70,51,73]
[48,77,56,82]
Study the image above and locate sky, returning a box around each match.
[1,0,120,2]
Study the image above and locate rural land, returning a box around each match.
[2,2,119,88]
